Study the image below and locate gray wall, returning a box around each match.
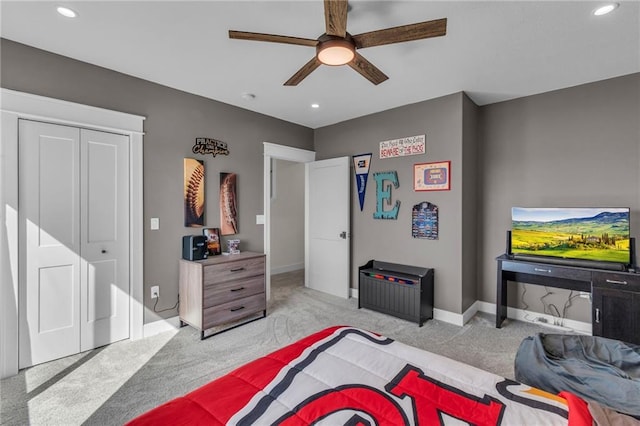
[4,36,639,326]
[478,73,640,323]
[314,93,469,315]
[1,39,314,323]
[315,73,639,322]
[270,159,305,273]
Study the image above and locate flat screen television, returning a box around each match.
[511,207,631,266]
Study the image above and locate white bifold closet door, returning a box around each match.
[18,119,130,369]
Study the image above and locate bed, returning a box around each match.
[127,326,595,425]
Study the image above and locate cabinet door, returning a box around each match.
[592,286,640,345]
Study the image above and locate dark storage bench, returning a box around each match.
[358,260,434,326]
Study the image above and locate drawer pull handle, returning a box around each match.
[605,279,628,285]
[595,308,600,323]
[534,268,551,273]
[230,267,245,272]
[230,287,245,292]
[230,306,245,312]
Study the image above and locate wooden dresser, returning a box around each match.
[179,251,266,339]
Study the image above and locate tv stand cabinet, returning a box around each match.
[496,254,640,344]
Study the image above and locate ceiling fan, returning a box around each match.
[229,0,447,86]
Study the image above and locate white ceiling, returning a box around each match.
[1,1,639,129]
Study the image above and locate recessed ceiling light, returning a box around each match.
[593,3,618,16]
[311,103,320,109]
[57,6,78,18]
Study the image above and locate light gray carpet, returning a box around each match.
[1,270,559,425]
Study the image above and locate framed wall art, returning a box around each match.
[220,172,238,235]
[412,202,439,239]
[414,161,450,191]
[184,158,205,227]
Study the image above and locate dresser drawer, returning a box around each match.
[204,275,264,306]
[592,271,640,292]
[203,293,266,328]
[203,256,265,285]
[502,260,591,281]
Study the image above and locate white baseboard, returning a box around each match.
[475,301,592,334]
[271,263,304,275]
[140,301,590,338]
[426,300,591,333]
[463,300,482,325]
[433,301,484,326]
[433,308,465,326]
[350,288,359,299]
[143,316,181,338]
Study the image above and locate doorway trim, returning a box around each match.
[0,88,145,378]
[263,142,315,300]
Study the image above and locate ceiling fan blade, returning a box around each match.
[284,57,322,86]
[324,0,348,37]
[229,30,318,47]
[352,18,447,49]
[348,53,388,85]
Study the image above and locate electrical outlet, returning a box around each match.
[151,286,159,299]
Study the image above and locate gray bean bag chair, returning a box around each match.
[515,333,640,417]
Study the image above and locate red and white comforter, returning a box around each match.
[127,326,592,425]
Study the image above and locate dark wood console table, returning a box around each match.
[496,254,640,344]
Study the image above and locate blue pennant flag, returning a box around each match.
[352,153,372,211]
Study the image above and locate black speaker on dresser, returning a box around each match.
[182,235,208,261]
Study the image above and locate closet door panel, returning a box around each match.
[87,259,117,322]
[80,129,130,351]
[38,138,78,246]
[19,120,81,368]
[37,265,76,332]
[86,139,117,242]
[19,121,131,366]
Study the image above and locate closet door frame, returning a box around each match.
[0,88,145,378]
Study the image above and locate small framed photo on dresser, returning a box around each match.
[203,228,222,256]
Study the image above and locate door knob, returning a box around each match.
[339,231,347,239]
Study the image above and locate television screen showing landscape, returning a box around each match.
[511,207,631,264]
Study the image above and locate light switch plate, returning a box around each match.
[150,217,160,230]
[256,214,265,225]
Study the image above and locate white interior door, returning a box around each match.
[80,129,129,351]
[305,157,350,299]
[19,120,130,368]
[19,120,81,368]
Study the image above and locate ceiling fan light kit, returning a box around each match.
[317,37,355,66]
[229,0,447,86]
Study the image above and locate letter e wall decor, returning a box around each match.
[373,171,400,220]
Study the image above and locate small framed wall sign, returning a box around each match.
[412,202,439,239]
[414,161,450,191]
